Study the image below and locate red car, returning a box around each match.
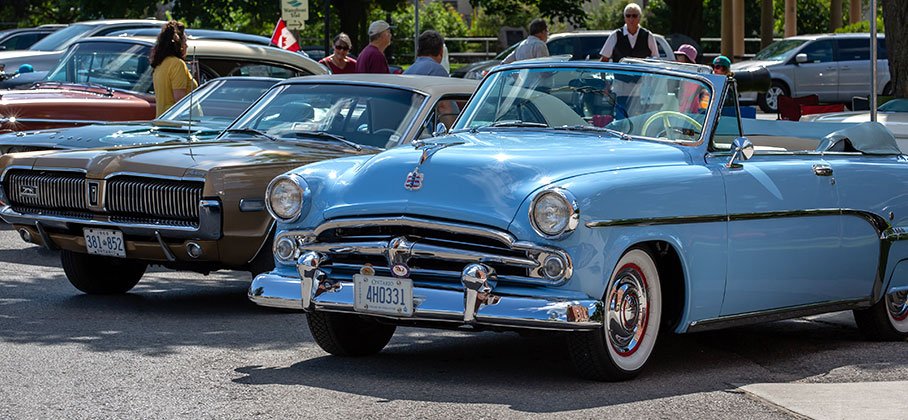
[0,36,326,133]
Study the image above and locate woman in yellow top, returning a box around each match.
[151,21,198,116]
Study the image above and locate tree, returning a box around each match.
[470,0,589,27]
[883,0,907,98]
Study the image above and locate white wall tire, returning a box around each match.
[853,289,908,341]
[568,247,662,381]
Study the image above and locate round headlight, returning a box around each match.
[529,188,579,238]
[266,175,308,222]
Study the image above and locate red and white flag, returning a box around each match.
[271,18,300,52]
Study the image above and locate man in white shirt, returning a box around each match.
[599,3,658,62]
[502,19,549,64]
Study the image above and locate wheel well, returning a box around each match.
[639,240,685,332]
[771,79,789,93]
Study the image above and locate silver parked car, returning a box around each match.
[732,33,889,113]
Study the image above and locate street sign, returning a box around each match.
[281,0,309,30]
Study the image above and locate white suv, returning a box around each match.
[732,33,889,113]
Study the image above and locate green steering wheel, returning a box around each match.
[641,111,703,139]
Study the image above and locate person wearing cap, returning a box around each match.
[712,55,732,75]
[355,20,394,74]
[600,3,658,62]
[404,30,448,77]
[502,19,550,64]
[674,44,697,64]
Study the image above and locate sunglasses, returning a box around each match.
[625,14,639,18]
[713,65,728,70]
[334,45,349,50]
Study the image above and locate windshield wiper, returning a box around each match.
[469,120,549,133]
[283,131,372,151]
[555,124,631,141]
[224,128,278,142]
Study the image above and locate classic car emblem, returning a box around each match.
[87,181,99,206]
[404,140,465,192]
[404,170,424,191]
[18,185,38,197]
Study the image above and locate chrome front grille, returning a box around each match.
[6,171,87,211]
[277,216,574,285]
[106,177,203,221]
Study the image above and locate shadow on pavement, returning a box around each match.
[230,313,906,413]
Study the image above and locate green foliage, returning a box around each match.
[471,0,588,27]
[384,1,469,58]
[835,17,885,34]
[585,0,671,35]
[469,4,540,37]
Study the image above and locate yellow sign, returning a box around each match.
[281,0,309,30]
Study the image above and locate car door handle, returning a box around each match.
[826,66,836,71]
[840,66,851,70]
[813,164,833,176]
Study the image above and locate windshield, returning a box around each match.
[753,39,807,61]
[228,83,427,149]
[46,41,153,93]
[28,24,93,51]
[879,99,908,113]
[454,67,713,142]
[159,79,274,126]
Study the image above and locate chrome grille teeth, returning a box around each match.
[6,172,87,211]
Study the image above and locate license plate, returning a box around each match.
[83,228,126,258]
[353,274,413,317]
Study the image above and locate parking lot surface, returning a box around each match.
[0,226,904,418]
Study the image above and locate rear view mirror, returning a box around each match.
[795,53,808,64]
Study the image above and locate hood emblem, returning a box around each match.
[404,139,465,192]
[19,185,38,197]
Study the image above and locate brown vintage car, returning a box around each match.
[0,36,326,133]
[0,74,478,294]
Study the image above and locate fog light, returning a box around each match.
[275,237,297,261]
[18,228,31,243]
[186,242,203,259]
[542,255,566,281]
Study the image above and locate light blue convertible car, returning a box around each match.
[249,59,908,381]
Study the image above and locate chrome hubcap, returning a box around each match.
[765,87,783,110]
[606,265,648,356]
[887,290,908,321]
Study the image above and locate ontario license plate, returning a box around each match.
[83,228,126,258]
[353,274,413,316]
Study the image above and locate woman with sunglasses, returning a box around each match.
[319,33,357,74]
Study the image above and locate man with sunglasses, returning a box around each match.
[712,55,732,75]
[319,33,357,74]
[599,2,658,62]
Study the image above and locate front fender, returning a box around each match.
[508,163,729,330]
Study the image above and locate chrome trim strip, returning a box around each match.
[0,117,108,126]
[303,240,539,268]
[1,166,87,180]
[296,216,518,246]
[103,171,206,183]
[587,214,726,228]
[687,298,871,333]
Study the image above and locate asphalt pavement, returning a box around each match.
[0,225,905,419]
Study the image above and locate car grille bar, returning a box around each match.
[106,177,202,221]
[6,171,87,211]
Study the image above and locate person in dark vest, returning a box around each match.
[599,3,658,62]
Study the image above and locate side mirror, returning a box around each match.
[795,53,808,64]
[726,137,754,168]
[432,122,447,137]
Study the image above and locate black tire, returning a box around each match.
[306,311,396,356]
[853,290,908,341]
[60,250,147,294]
[568,247,662,381]
[758,80,789,113]
[247,242,275,277]
[882,82,893,96]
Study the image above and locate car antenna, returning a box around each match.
[187,45,197,160]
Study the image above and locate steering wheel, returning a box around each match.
[641,111,702,139]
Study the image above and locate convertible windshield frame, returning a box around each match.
[454,63,721,147]
[225,81,431,149]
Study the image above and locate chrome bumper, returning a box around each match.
[248,268,603,332]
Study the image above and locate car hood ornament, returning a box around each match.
[404,139,465,191]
